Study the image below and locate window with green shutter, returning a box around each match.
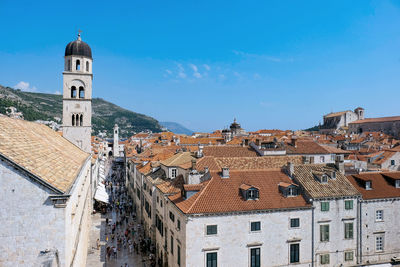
[345,222,353,239]
[345,200,353,210]
[321,201,330,211]
[320,224,329,242]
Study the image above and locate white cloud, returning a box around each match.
[189,63,202,78]
[165,69,172,75]
[177,63,187,79]
[14,81,37,92]
[203,64,210,71]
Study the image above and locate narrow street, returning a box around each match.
[86,160,153,267]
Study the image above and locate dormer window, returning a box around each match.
[288,187,299,197]
[396,180,400,188]
[247,188,259,200]
[365,181,372,190]
[330,172,336,180]
[240,184,259,200]
[279,182,300,197]
[321,175,328,184]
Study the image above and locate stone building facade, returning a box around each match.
[0,117,92,267]
[321,107,364,133]
[349,116,400,138]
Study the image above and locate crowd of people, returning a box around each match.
[100,163,156,267]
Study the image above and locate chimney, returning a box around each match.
[335,154,345,174]
[291,136,298,147]
[222,167,230,178]
[287,162,294,178]
[191,159,197,170]
[197,145,204,158]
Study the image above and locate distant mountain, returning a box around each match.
[160,121,194,135]
[0,85,162,137]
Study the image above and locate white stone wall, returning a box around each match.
[183,209,313,267]
[360,199,400,264]
[381,152,400,171]
[313,198,358,267]
[63,158,92,267]
[0,160,66,267]
[312,154,334,164]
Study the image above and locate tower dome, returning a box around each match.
[65,33,92,59]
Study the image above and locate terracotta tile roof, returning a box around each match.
[202,146,258,157]
[196,156,221,171]
[321,145,351,154]
[160,152,195,168]
[350,116,400,124]
[0,116,89,193]
[170,170,310,214]
[179,137,222,145]
[372,151,397,165]
[286,140,330,155]
[214,156,303,170]
[293,164,360,199]
[347,172,400,199]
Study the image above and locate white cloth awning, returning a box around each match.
[94,183,109,204]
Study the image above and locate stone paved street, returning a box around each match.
[86,161,152,267]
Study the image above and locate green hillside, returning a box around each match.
[0,85,162,137]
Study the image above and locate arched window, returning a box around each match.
[72,114,75,126]
[67,60,71,71]
[79,87,85,98]
[76,60,80,70]
[86,61,89,72]
[71,86,77,98]
[80,114,83,126]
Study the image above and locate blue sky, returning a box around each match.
[0,0,399,132]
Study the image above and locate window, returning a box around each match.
[71,86,77,98]
[67,59,71,71]
[79,114,83,126]
[391,160,395,166]
[136,188,140,199]
[345,200,353,210]
[376,210,383,221]
[345,251,354,261]
[171,168,177,178]
[290,218,300,228]
[72,114,75,126]
[320,224,329,242]
[206,252,217,267]
[320,254,330,264]
[366,181,372,190]
[289,243,299,263]
[157,196,159,203]
[396,180,400,188]
[206,225,217,235]
[321,201,330,211]
[344,222,353,239]
[376,235,384,251]
[79,87,84,98]
[177,220,181,231]
[288,187,298,197]
[169,211,175,222]
[86,61,89,72]
[321,175,328,183]
[247,188,259,200]
[143,183,147,190]
[76,59,80,70]
[251,221,261,232]
[170,238,174,255]
[250,248,260,267]
[320,156,325,163]
[177,244,181,266]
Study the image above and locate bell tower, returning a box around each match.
[62,32,93,153]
